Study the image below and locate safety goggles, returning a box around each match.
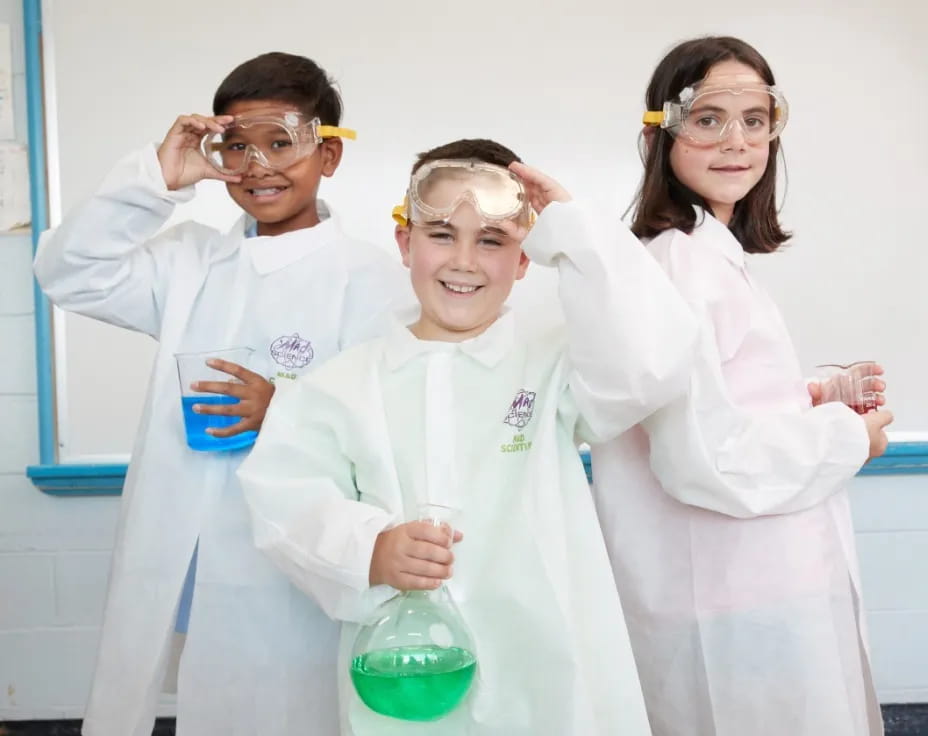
[203,110,356,175]
[392,159,533,227]
[643,75,788,145]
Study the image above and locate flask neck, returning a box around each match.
[404,587,443,601]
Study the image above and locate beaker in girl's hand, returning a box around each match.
[815,361,884,415]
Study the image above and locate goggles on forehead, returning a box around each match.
[643,75,788,145]
[392,159,533,227]
[202,110,356,175]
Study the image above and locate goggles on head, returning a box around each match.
[643,75,788,145]
[392,159,533,227]
[202,110,356,175]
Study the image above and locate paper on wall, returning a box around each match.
[0,142,31,230]
[0,24,14,141]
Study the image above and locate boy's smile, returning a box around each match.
[396,202,529,343]
[220,99,342,236]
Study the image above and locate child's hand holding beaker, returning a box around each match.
[812,361,885,414]
[191,356,276,438]
[175,347,271,452]
[862,410,894,460]
[812,361,893,460]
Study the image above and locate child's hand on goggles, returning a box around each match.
[157,114,242,191]
[509,162,572,213]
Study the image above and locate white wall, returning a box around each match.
[1,0,926,722]
[44,0,928,459]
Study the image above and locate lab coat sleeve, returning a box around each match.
[522,201,698,443]
[642,233,870,518]
[643,318,869,517]
[33,144,199,338]
[237,374,398,622]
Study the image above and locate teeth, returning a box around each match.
[444,282,478,294]
[251,187,282,196]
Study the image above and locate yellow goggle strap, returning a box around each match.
[642,111,664,125]
[317,125,357,140]
[392,196,409,226]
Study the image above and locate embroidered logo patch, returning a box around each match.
[270,333,314,370]
[503,389,536,429]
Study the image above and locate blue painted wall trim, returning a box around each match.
[23,0,56,466]
[857,442,928,476]
[26,442,928,496]
[27,463,127,495]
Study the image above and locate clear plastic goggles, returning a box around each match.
[392,159,532,227]
[643,75,788,145]
[202,111,356,175]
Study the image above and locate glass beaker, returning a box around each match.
[350,504,477,722]
[175,347,258,451]
[815,361,881,415]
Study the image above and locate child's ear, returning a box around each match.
[395,225,412,268]
[515,250,530,280]
[320,138,344,177]
[641,126,656,152]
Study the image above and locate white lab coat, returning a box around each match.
[238,201,699,735]
[33,145,411,736]
[592,211,882,736]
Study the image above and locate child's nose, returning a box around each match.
[243,146,273,175]
[719,119,748,149]
[449,240,478,270]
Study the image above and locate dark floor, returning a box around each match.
[1,707,927,734]
[884,705,928,736]
[0,720,176,735]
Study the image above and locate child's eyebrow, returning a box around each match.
[691,104,770,116]
[690,104,727,115]
[481,226,507,236]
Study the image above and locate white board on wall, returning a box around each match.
[40,0,928,460]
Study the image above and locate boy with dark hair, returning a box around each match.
[239,138,698,734]
[34,52,408,736]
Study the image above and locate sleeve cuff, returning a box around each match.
[137,143,198,204]
[826,402,871,468]
[521,200,586,267]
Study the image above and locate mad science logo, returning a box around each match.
[503,389,536,429]
[270,333,314,370]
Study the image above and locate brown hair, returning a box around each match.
[631,36,790,253]
[411,139,522,174]
[213,52,343,126]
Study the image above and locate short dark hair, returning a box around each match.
[411,139,522,174]
[631,36,790,254]
[212,52,343,125]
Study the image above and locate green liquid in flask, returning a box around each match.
[350,645,477,721]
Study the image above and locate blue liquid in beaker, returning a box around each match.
[181,396,257,452]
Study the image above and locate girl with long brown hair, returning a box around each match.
[592,36,893,736]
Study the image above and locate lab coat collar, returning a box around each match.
[383,307,516,371]
[694,207,745,268]
[234,200,340,275]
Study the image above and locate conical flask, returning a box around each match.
[350,504,477,721]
